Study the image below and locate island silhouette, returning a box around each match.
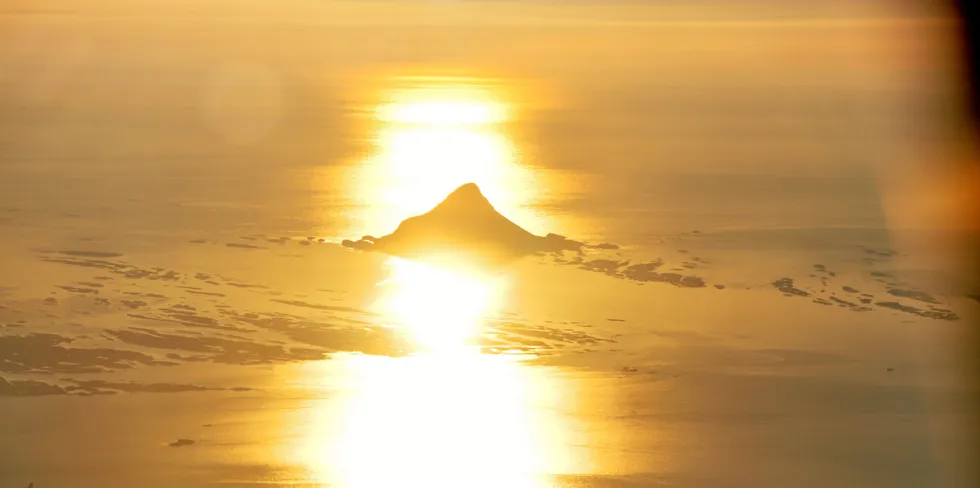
[342,183,582,267]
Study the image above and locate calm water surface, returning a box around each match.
[0,4,975,488]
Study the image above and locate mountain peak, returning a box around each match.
[452,182,482,195]
[432,183,493,213]
[444,182,486,201]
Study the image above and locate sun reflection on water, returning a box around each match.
[376,99,508,125]
[374,257,504,351]
[342,77,552,238]
[293,251,584,488]
[317,354,569,488]
[285,76,593,488]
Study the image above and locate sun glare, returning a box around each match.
[278,353,579,488]
[375,83,509,125]
[270,76,595,488]
[336,77,556,240]
[377,100,508,125]
[375,257,502,351]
